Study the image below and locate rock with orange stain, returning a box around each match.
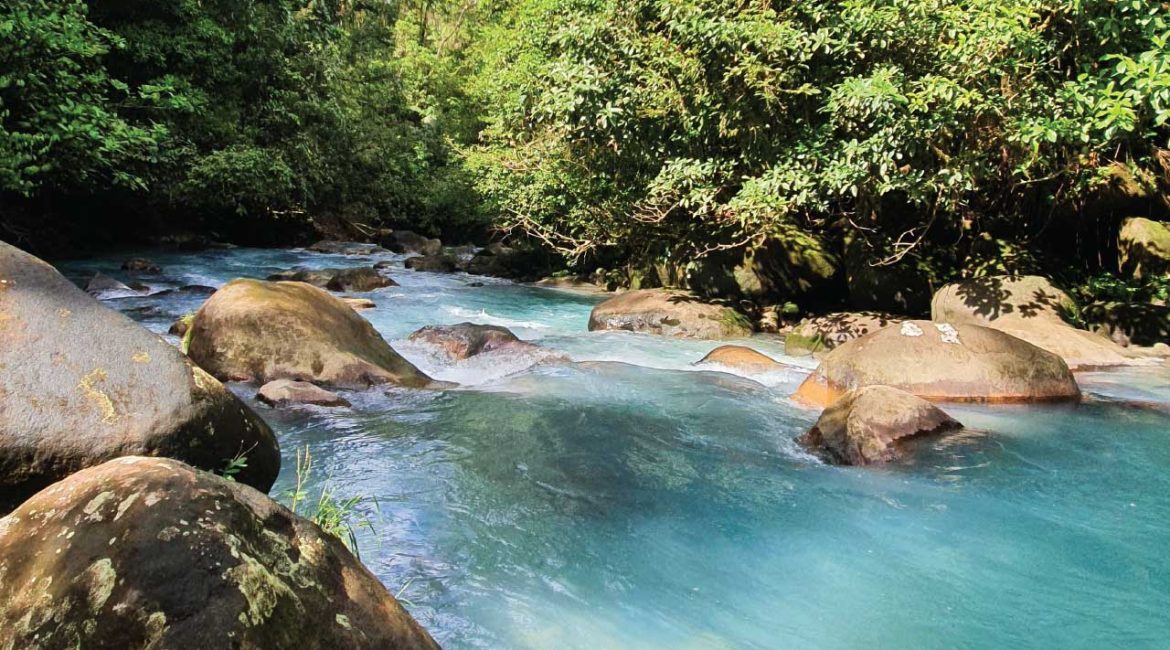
[695,345,787,372]
[793,320,1080,406]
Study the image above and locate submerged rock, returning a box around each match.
[588,289,752,339]
[409,322,558,361]
[257,379,350,407]
[785,312,901,356]
[798,386,962,465]
[931,275,1142,368]
[187,279,433,388]
[1119,217,1170,280]
[0,457,439,649]
[794,320,1080,406]
[0,242,279,510]
[695,345,787,372]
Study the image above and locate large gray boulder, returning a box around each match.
[0,242,279,511]
[0,457,439,650]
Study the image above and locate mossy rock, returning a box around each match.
[0,457,438,649]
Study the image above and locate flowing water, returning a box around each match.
[58,247,1170,649]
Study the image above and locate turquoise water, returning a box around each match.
[60,247,1170,648]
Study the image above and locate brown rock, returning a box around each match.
[1119,217,1170,279]
[409,322,551,360]
[695,345,787,371]
[798,386,962,465]
[0,242,279,511]
[307,240,386,256]
[121,257,161,273]
[785,312,901,356]
[381,231,442,256]
[324,267,396,292]
[793,320,1080,406]
[0,457,439,650]
[588,289,752,339]
[931,275,1142,368]
[187,279,433,388]
[257,379,350,407]
[404,255,460,273]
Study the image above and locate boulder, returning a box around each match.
[0,242,279,510]
[588,289,752,339]
[793,320,1081,406]
[307,240,386,256]
[187,279,433,388]
[931,275,1142,368]
[0,457,439,649]
[466,243,552,281]
[1083,301,1170,347]
[381,230,442,256]
[785,312,901,356]
[324,267,396,292]
[121,257,161,273]
[267,267,394,292]
[405,254,461,273]
[1119,217,1170,279]
[409,322,550,360]
[798,386,962,465]
[84,272,143,297]
[342,298,376,311]
[695,345,787,372]
[257,379,350,407]
[533,276,606,294]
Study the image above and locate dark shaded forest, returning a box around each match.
[3,0,1170,314]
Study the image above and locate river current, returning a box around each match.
[58,246,1170,649]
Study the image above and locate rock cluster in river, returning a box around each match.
[409,322,564,363]
[588,289,753,339]
[267,266,396,292]
[0,457,439,650]
[0,241,280,510]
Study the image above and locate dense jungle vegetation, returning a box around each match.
[3,0,1170,313]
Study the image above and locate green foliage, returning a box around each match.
[287,447,377,558]
[0,0,158,195]
[218,446,252,482]
[466,0,1170,282]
